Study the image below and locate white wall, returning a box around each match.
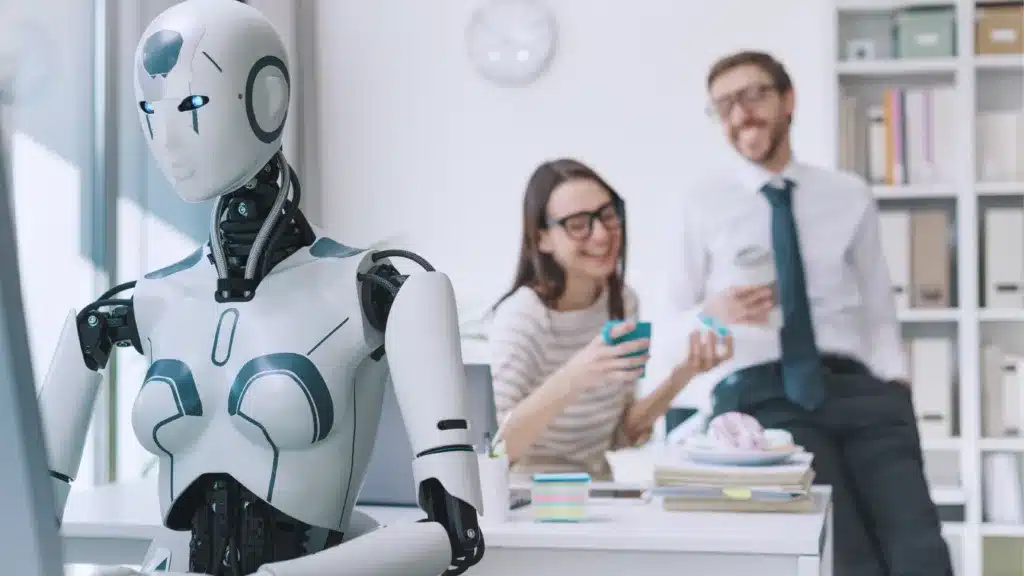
[315,0,838,401]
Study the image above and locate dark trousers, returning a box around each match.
[710,356,953,576]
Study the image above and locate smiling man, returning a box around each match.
[656,51,953,575]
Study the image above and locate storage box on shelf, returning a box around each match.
[838,3,959,63]
[896,6,959,57]
[975,2,1024,55]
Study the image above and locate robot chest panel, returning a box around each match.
[131,272,376,459]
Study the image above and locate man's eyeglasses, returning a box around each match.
[706,83,776,119]
[546,200,623,241]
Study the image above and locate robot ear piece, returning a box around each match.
[245,56,290,144]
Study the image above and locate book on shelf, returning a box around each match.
[839,87,956,186]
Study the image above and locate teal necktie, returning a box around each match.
[761,179,825,410]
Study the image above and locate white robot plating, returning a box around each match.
[36,1,485,574]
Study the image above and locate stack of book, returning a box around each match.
[651,452,816,513]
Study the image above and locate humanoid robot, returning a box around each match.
[37,1,485,574]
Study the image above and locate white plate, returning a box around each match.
[681,446,800,467]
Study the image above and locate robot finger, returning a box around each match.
[256,520,453,576]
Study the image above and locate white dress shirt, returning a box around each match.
[655,158,908,395]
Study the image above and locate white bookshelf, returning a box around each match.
[834,1,1024,574]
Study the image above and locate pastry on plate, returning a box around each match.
[688,412,799,453]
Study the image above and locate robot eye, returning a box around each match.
[178,95,210,112]
[138,101,154,114]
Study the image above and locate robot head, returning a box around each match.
[133,0,290,203]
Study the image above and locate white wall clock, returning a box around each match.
[465,0,557,86]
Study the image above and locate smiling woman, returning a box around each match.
[487,158,732,480]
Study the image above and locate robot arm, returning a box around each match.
[39,281,143,520]
[366,250,488,571]
[374,251,485,573]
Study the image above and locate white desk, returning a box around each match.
[63,479,832,575]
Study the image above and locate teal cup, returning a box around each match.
[602,320,651,377]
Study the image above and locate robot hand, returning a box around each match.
[414,449,485,575]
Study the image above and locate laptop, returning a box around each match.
[357,364,499,507]
[0,111,67,574]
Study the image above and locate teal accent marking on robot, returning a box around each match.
[142,359,203,499]
[227,353,335,501]
[211,308,239,366]
[309,237,365,259]
[142,30,184,77]
[144,247,204,279]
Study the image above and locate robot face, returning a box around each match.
[133,0,290,203]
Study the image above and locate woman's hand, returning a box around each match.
[556,320,649,394]
[679,329,733,375]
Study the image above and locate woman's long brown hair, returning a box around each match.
[494,158,627,319]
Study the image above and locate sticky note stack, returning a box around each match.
[530,472,590,522]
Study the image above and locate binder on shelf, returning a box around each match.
[853,88,956,186]
[879,209,911,310]
[910,209,951,308]
[902,87,956,185]
[1003,358,1022,436]
[977,111,1024,183]
[983,345,1007,437]
[867,105,887,184]
[910,337,954,438]
[984,206,1024,309]
[982,452,1024,525]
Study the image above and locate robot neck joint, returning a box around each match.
[210,155,314,302]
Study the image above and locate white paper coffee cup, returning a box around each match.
[477,453,509,523]
[734,247,782,328]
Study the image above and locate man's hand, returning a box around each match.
[702,284,774,325]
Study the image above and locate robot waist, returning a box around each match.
[174,473,345,573]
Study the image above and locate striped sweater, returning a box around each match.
[488,285,640,479]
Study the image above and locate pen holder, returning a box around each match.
[531,472,591,522]
[602,320,651,377]
[477,453,510,523]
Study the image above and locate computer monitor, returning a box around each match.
[0,113,66,574]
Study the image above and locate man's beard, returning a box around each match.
[734,118,787,164]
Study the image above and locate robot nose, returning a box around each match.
[152,115,185,151]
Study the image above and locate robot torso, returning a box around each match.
[129,234,389,533]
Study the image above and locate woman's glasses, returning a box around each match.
[547,200,623,241]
